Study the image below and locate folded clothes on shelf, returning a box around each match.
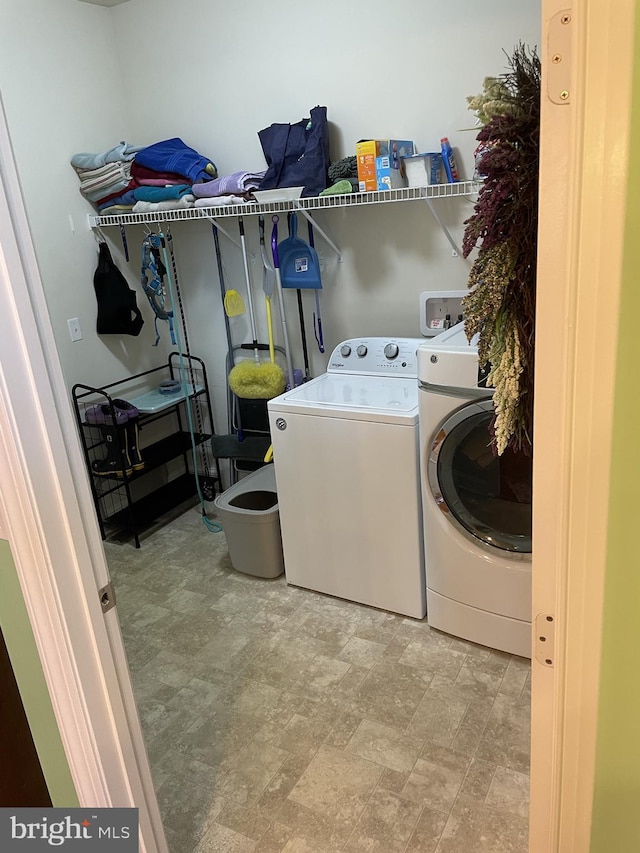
[132,185,193,203]
[192,170,266,198]
[76,161,133,203]
[193,195,251,208]
[132,196,195,213]
[130,161,190,186]
[134,137,217,183]
[71,141,142,171]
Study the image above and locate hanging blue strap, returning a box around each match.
[141,233,176,346]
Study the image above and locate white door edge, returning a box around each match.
[0,93,167,853]
[532,2,635,850]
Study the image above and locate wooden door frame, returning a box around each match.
[531,1,635,849]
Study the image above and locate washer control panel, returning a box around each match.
[328,338,425,377]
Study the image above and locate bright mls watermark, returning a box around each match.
[0,809,138,850]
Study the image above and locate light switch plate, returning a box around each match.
[68,318,83,342]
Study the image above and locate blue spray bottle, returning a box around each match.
[440,137,460,183]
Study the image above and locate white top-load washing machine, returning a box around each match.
[268,337,425,619]
[417,324,532,657]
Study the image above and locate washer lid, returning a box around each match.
[268,373,418,424]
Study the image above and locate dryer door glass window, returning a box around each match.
[437,410,532,553]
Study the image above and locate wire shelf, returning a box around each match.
[88,181,480,228]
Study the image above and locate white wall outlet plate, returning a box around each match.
[68,318,83,342]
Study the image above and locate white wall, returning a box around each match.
[0,0,178,397]
[0,0,540,440]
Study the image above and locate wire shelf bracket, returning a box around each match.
[425,198,461,257]
[290,205,342,262]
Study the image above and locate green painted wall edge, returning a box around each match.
[0,539,78,806]
[590,7,640,851]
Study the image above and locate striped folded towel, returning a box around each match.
[76,161,133,203]
[192,170,266,199]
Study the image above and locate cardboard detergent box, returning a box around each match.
[356,139,415,191]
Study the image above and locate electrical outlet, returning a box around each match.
[68,317,83,342]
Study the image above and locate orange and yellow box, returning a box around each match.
[356,139,415,192]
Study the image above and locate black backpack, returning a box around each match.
[93,242,144,336]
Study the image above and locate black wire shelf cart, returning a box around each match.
[72,353,221,548]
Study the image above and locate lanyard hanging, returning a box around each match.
[158,224,222,531]
[140,232,176,346]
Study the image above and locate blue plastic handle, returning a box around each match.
[271,216,280,269]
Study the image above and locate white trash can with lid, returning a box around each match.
[214,464,284,578]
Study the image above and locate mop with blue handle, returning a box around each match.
[271,216,295,390]
[228,217,285,400]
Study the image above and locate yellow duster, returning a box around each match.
[228,359,285,399]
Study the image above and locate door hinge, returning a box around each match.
[535,613,556,667]
[99,581,117,614]
[546,10,572,105]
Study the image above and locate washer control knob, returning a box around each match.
[384,343,400,360]
[340,344,352,358]
[356,345,368,358]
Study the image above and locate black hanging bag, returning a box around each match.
[93,242,144,336]
[257,105,330,197]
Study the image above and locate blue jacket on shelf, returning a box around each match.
[134,137,217,183]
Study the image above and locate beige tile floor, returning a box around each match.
[105,504,530,853]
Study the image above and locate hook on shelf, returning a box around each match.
[92,224,108,244]
[88,216,129,261]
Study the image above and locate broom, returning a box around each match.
[228,217,285,399]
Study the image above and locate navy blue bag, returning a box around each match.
[257,106,330,197]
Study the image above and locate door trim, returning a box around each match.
[0,95,167,852]
[531,2,635,849]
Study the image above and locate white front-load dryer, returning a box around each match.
[417,325,532,658]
